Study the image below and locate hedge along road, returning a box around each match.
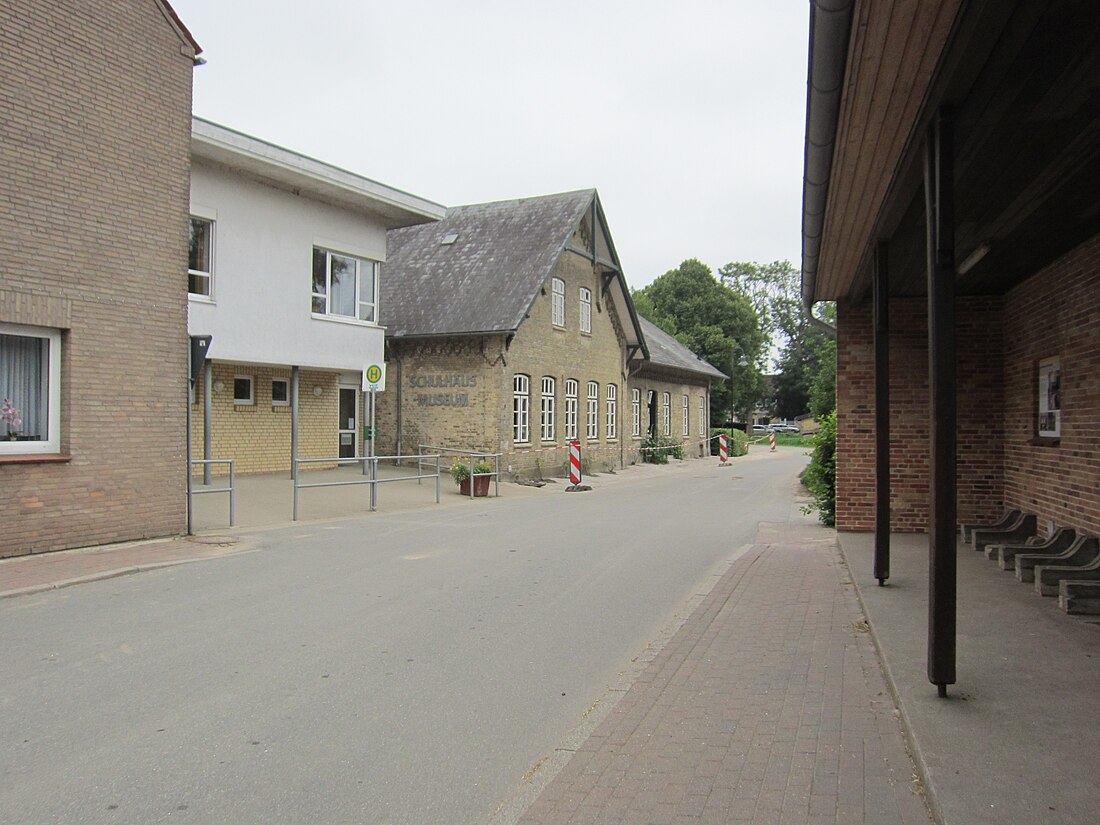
[1,448,811,825]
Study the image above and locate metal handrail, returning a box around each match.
[417,445,501,499]
[292,453,441,521]
[190,459,235,527]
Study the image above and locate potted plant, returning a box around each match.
[1,398,21,441]
[450,458,493,497]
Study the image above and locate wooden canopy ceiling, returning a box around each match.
[813,0,1100,303]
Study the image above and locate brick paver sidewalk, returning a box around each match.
[518,525,930,825]
[0,535,244,598]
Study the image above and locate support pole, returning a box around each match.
[873,240,891,585]
[925,108,957,696]
[291,366,300,482]
[203,361,213,486]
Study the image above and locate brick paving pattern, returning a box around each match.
[519,525,930,824]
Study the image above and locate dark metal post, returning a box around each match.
[873,240,891,585]
[925,109,957,697]
[203,361,213,486]
[291,366,299,482]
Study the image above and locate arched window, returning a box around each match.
[540,376,556,441]
[631,388,641,437]
[564,379,579,440]
[586,381,599,440]
[606,384,618,439]
[551,278,565,327]
[579,287,592,333]
[513,374,530,443]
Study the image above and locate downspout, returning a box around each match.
[801,0,854,339]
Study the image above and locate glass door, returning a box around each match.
[338,386,358,459]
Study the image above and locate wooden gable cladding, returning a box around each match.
[816,0,962,301]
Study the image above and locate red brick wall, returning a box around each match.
[836,295,1005,532]
[0,1,195,556]
[1003,234,1100,537]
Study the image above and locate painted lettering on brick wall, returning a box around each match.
[409,375,477,388]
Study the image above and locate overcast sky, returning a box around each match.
[172,0,809,290]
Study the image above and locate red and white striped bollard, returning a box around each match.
[718,433,728,463]
[569,440,581,485]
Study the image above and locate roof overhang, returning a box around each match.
[191,118,446,229]
[802,1,1100,304]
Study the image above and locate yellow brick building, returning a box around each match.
[377,190,725,480]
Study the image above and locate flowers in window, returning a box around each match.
[1,398,22,439]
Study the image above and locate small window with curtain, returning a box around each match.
[551,278,565,327]
[0,323,61,454]
[579,288,592,333]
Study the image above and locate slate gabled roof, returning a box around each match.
[636,316,727,380]
[381,189,641,344]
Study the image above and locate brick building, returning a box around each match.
[376,190,724,478]
[802,0,1100,688]
[0,1,198,557]
[187,119,443,476]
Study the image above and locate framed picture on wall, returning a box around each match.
[1037,356,1061,438]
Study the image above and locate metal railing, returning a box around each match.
[417,445,501,499]
[292,453,441,521]
[190,459,235,527]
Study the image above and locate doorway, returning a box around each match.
[338,385,358,458]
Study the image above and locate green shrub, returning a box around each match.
[801,412,836,526]
[642,435,684,464]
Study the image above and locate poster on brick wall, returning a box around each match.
[1037,356,1061,438]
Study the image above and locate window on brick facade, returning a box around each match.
[0,323,61,455]
[513,374,530,443]
[682,395,689,436]
[551,278,565,327]
[631,388,640,437]
[233,375,254,406]
[272,378,289,406]
[586,381,599,440]
[699,396,706,436]
[312,247,379,322]
[579,288,592,334]
[540,376,555,441]
[606,384,617,440]
[564,379,578,441]
[662,392,671,436]
[188,216,214,297]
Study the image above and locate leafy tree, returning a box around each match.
[633,259,765,428]
[719,259,836,420]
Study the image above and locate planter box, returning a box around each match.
[459,476,490,497]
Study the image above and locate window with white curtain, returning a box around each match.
[0,323,61,454]
[579,287,592,333]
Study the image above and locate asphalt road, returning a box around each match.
[1,449,810,825]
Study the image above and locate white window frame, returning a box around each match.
[0,322,61,455]
[699,396,706,436]
[312,246,380,323]
[565,379,578,441]
[233,375,254,406]
[631,388,641,437]
[586,381,599,440]
[579,287,592,334]
[662,392,671,436]
[683,395,689,436]
[513,374,530,443]
[188,215,215,299]
[606,384,617,440]
[540,376,556,441]
[272,378,289,407]
[551,277,565,327]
